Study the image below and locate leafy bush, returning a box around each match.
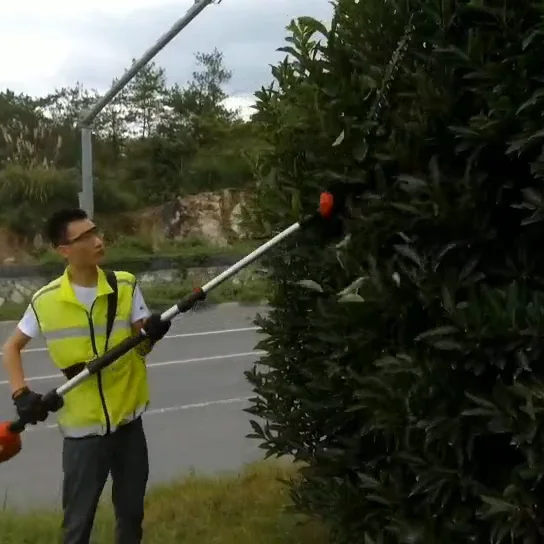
[0,165,137,240]
[245,1,544,543]
[0,165,78,238]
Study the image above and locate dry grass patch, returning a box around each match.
[0,460,329,543]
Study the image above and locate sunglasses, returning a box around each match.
[62,225,104,245]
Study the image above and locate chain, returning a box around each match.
[366,13,416,132]
[333,12,416,254]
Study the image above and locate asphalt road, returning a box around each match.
[0,303,270,510]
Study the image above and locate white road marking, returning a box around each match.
[0,326,260,355]
[146,351,266,370]
[0,351,266,385]
[26,396,253,432]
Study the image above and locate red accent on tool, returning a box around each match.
[319,191,334,218]
[0,421,22,463]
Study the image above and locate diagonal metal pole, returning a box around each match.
[77,0,221,217]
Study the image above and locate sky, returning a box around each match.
[1,0,334,119]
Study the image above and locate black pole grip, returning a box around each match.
[86,334,145,375]
[176,287,207,313]
[299,211,322,230]
[63,289,207,382]
[41,389,64,413]
[8,418,26,434]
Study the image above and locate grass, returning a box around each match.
[34,236,261,266]
[0,460,328,544]
[141,276,271,310]
[0,276,271,321]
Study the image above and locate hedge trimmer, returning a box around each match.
[0,188,352,464]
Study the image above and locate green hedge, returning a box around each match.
[244,1,544,543]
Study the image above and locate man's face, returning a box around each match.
[57,218,106,267]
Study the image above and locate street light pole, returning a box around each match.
[77,0,220,217]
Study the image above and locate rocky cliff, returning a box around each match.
[0,189,250,263]
[131,188,248,249]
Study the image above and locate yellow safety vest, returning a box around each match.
[30,266,150,438]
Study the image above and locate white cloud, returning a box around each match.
[1,0,191,95]
[3,0,177,18]
[1,0,333,119]
[223,94,257,120]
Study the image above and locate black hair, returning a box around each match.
[45,208,88,246]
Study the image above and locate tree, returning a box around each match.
[0,90,53,167]
[0,90,43,130]
[0,46,262,245]
[125,60,168,138]
[41,83,97,128]
[94,79,132,166]
[124,48,246,203]
[244,1,544,543]
[39,83,100,168]
[158,48,234,146]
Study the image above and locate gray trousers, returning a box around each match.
[61,417,149,544]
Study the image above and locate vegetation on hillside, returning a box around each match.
[0,48,268,248]
[244,1,544,543]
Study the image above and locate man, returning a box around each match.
[1,208,170,544]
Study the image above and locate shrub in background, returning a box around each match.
[0,165,137,242]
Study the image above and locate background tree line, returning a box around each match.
[0,48,267,240]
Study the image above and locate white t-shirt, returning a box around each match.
[18,283,152,339]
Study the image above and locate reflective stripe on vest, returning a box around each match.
[41,317,131,342]
[31,267,150,438]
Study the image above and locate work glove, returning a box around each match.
[143,313,171,344]
[12,387,49,425]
